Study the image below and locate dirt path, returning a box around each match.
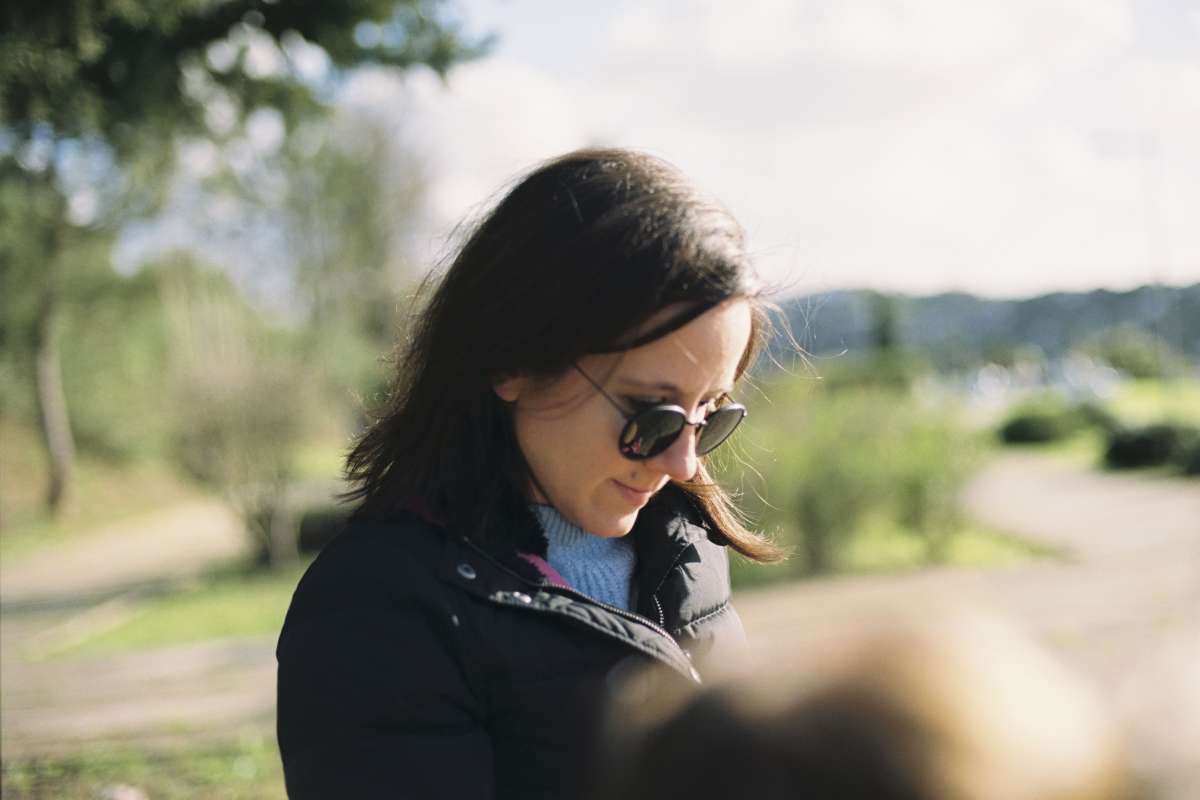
[0,499,246,610]
[1,499,257,758]
[2,453,1197,793]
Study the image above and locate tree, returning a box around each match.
[0,0,487,514]
[199,105,428,408]
[1081,324,1189,380]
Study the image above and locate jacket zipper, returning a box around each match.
[460,539,699,680]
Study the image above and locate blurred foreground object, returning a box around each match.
[599,612,1129,800]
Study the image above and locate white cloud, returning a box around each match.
[329,0,1197,297]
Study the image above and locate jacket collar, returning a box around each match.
[413,483,721,593]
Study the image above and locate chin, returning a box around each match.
[586,510,639,538]
[609,510,641,537]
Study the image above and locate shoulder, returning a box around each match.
[278,511,447,644]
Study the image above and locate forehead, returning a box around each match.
[609,300,752,394]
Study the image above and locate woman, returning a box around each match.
[276,148,783,799]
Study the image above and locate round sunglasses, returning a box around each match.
[574,365,747,460]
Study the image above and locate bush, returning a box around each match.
[162,269,315,567]
[56,270,174,461]
[815,352,931,394]
[1179,441,1200,476]
[891,419,977,562]
[724,382,980,578]
[998,398,1117,445]
[1103,423,1199,470]
[1083,325,1190,380]
[999,399,1077,444]
[1071,401,1120,435]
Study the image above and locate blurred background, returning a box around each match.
[1,1,1197,798]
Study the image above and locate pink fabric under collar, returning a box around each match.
[518,553,572,589]
[402,497,572,589]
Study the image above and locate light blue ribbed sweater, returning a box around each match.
[531,505,636,611]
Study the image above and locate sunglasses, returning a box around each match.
[574,365,747,460]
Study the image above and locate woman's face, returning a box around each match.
[495,299,753,537]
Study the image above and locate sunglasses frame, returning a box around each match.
[573,365,747,461]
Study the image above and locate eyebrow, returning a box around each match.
[616,378,733,398]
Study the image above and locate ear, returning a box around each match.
[493,374,526,403]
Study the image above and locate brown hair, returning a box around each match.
[345,148,783,561]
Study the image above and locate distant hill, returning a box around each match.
[774,283,1200,369]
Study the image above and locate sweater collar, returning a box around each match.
[415,483,715,588]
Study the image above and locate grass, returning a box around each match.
[34,561,310,661]
[1106,378,1200,426]
[38,515,1044,657]
[731,517,1051,589]
[842,517,1056,571]
[0,726,285,800]
[989,378,1200,469]
[1000,429,1107,467]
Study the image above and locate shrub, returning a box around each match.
[725,383,979,578]
[998,399,1077,444]
[1179,441,1200,476]
[162,270,314,567]
[891,419,979,562]
[1071,401,1120,435]
[1103,423,1199,470]
[1083,325,1190,380]
[815,352,931,394]
[998,398,1117,445]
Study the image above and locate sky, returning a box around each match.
[121,0,1200,300]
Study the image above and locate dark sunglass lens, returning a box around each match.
[696,406,746,455]
[620,409,686,459]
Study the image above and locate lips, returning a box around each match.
[613,480,654,506]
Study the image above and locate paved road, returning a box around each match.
[2,453,1197,793]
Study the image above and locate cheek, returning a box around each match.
[516,407,609,489]
[515,405,616,494]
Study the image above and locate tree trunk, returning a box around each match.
[33,288,76,516]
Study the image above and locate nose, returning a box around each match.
[648,420,701,482]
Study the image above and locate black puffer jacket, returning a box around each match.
[275,485,745,799]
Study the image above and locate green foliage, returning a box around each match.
[37,561,308,660]
[159,258,314,564]
[1106,379,1200,426]
[1082,325,1190,380]
[244,110,424,410]
[1180,440,1200,476]
[1,728,285,799]
[726,377,982,578]
[0,160,63,348]
[2,1,488,144]
[868,290,899,352]
[891,416,978,561]
[997,396,1115,445]
[1103,423,1200,472]
[812,351,931,393]
[1,0,487,514]
[58,267,174,460]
